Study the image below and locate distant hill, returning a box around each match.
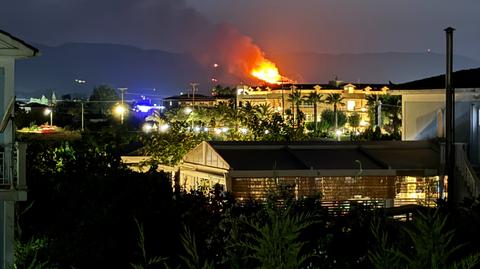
[14,43,210,98]
[14,43,480,98]
[270,51,480,84]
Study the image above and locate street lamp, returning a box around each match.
[115,104,126,124]
[44,108,53,126]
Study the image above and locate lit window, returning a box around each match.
[347,100,355,111]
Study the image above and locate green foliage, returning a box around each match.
[14,236,51,269]
[235,205,316,269]
[368,218,404,269]
[180,226,214,269]
[130,219,168,269]
[404,209,461,269]
[380,94,402,136]
[369,209,480,269]
[140,121,207,165]
[452,253,480,269]
[211,85,235,98]
[348,112,361,129]
[321,109,347,129]
[88,84,119,115]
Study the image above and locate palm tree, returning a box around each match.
[365,94,379,126]
[304,92,323,132]
[325,93,345,130]
[381,95,402,136]
[254,103,273,122]
[287,86,303,128]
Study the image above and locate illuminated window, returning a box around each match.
[347,100,355,111]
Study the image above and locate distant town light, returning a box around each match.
[142,123,153,133]
[159,124,170,132]
[115,105,126,115]
[347,100,355,111]
[360,120,369,127]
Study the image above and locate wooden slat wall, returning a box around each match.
[231,176,439,206]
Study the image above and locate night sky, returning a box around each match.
[2,0,479,60]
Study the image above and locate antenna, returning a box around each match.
[0,97,14,133]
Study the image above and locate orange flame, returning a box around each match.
[251,59,290,84]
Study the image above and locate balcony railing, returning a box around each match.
[455,144,480,198]
[0,143,27,200]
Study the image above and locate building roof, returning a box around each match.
[0,29,39,57]
[207,140,441,172]
[392,67,480,89]
[249,83,389,92]
[164,93,215,101]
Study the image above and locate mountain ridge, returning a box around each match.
[14,43,480,98]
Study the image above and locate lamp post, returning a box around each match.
[81,101,84,131]
[115,104,126,124]
[74,79,87,131]
[44,108,53,126]
[117,88,127,124]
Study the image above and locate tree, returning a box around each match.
[211,85,235,97]
[348,112,361,132]
[304,92,323,132]
[89,85,119,116]
[365,94,380,127]
[287,87,303,128]
[321,109,347,130]
[325,93,345,130]
[254,103,273,122]
[140,121,207,165]
[380,95,402,137]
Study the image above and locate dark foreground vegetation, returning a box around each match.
[16,132,480,268]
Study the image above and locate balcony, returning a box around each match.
[0,142,27,201]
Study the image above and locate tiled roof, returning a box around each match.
[164,94,214,101]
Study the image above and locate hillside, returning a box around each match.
[14,43,480,97]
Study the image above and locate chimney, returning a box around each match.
[444,27,455,204]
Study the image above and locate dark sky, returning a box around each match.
[2,0,479,59]
[0,0,480,59]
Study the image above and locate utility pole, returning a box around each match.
[81,101,84,131]
[445,27,455,204]
[190,83,198,108]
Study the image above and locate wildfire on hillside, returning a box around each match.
[250,59,291,84]
[195,23,294,85]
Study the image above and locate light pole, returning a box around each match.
[74,79,87,131]
[44,108,53,126]
[118,88,127,124]
[81,101,84,131]
[190,83,198,108]
[115,105,126,124]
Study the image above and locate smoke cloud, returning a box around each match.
[0,0,272,84]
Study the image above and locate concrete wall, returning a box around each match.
[402,90,480,164]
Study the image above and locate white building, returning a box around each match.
[0,29,38,267]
